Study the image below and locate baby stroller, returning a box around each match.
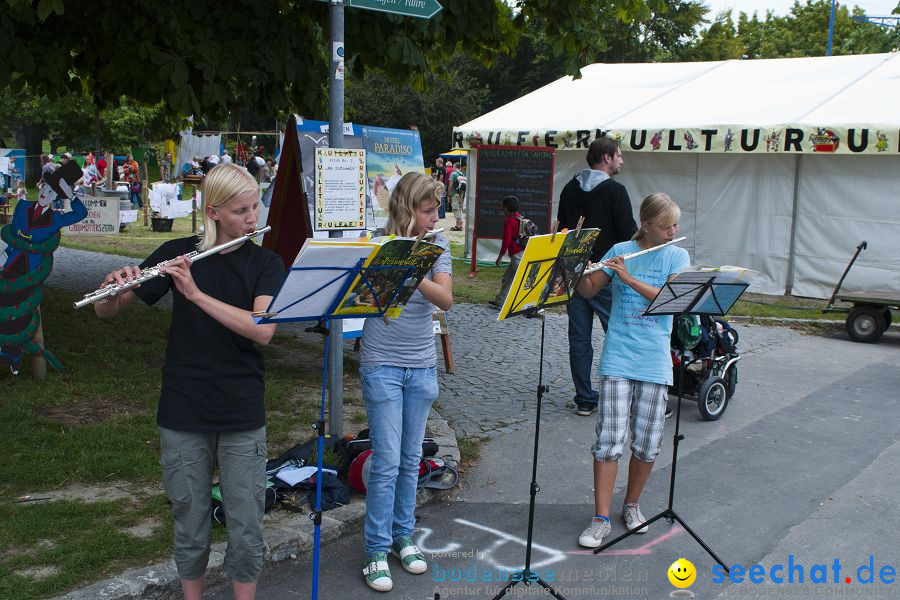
[670,315,740,421]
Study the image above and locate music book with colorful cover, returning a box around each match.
[258,235,443,323]
[498,228,600,320]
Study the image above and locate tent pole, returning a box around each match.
[785,155,803,295]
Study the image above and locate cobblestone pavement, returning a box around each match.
[437,301,801,439]
[47,245,804,440]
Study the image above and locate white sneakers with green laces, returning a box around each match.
[391,537,428,574]
[363,552,393,592]
[364,538,428,592]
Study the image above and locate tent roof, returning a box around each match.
[439,148,468,159]
[457,53,900,134]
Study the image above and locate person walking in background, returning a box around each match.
[448,163,465,231]
[490,195,526,308]
[94,164,285,600]
[359,172,452,593]
[433,157,447,219]
[575,192,689,549]
[557,136,636,417]
[124,153,142,209]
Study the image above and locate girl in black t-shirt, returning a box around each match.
[95,164,284,600]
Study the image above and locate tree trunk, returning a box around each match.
[94,105,102,155]
[19,123,44,186]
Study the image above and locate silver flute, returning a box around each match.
[582,236,686,276]
[74,226,272,309]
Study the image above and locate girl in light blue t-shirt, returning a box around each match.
[574,193,690,550]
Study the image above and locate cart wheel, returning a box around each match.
[882,308,892,332]
[697,376,728,421]
[846,306,885,343]
[724,364,738,399]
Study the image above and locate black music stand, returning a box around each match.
[491,229,598,600]
[592,271,751,572]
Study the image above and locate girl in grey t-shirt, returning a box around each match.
[359,172,452,593]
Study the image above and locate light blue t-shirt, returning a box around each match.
[359,235,452,368]
[597,241,691,385]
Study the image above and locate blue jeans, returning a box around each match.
[360,365,439,556]
[566,286,613,406]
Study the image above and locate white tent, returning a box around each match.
[453,53,900,299]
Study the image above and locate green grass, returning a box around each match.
[0,287,354,599]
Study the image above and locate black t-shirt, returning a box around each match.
[135,237,285,432]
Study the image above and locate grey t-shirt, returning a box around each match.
[359,235,452,367]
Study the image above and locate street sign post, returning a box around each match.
[316,0,442,19]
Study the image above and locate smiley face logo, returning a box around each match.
[668,558,696,588]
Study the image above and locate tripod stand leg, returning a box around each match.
[593,510,670,553]
[491,573,568,600]
[667,510,730,572]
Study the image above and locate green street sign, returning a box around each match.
[342,0,443,19]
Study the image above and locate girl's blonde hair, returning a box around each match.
[385,172,443,237]
[632,192,681,241]
[197,163,259,250]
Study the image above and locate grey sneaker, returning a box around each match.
[391,537,427,574]
[363,552,392,592]
[623,503,649,534]
[578,518,611,548]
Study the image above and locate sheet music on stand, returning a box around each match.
[497,228,600,319]
[256,235,443,323]
[645,265,758,316]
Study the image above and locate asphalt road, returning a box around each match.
[208,323,900,599]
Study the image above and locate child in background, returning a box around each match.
[359,172,452,593]
[490,195,526,308]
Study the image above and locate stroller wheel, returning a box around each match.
[698,376,728,421]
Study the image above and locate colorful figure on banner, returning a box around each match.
[562,131,577,149]
[724,128,735,152]
[651,131,663,151]
[809,128,840,153]
[0,161,87,374]
[766,130,781,152]
[875,131,888,152]
[683,131,698,150]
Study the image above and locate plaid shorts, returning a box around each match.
[591,376,668,462]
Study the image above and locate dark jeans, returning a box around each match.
[566,286,613,406]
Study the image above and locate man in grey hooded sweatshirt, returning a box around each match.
[557,136,637,416]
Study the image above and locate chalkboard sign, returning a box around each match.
[474,146,555,240]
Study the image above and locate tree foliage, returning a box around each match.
[1,1,679,123]
[687,0,900,61]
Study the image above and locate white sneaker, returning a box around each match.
[578,518,611,548]
[623,503,649,534]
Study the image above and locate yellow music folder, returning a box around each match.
[497,228,600,320]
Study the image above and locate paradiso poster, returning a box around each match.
[362,126,426,229]
[290,119,425,234]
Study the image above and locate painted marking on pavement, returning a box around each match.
[454,518,566,571]
[567,524,685,556]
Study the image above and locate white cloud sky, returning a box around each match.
[700,0,898,19]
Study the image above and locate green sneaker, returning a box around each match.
[363,552,392,592]
[391,537,427,574]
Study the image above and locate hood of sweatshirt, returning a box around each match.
[575,168,610,192]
